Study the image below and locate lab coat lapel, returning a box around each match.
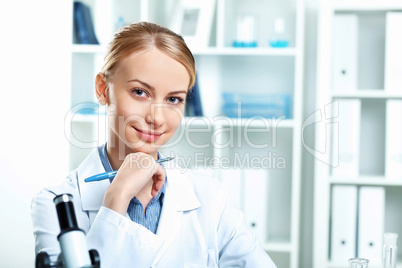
[77,149,110,211]
[152,167,201,265]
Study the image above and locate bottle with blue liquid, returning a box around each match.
[269,17,289,48]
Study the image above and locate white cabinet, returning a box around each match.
[67,1,304,267]
[314,1,402,268]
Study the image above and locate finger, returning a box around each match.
[151,187,159,197]
[151,178,165,196]
[151,168,165,196]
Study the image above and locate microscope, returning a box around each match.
[35,194,101,268]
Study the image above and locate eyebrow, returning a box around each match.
[127,79,188,95]
[127,79,154,91]
[168,90,188,95]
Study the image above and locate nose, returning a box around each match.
[145,103,165,128]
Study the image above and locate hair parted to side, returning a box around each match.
[101,21,196,89]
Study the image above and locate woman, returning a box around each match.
[31,22,276,268]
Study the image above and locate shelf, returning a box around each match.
[330,176,402,186]
[314,1,402,268]
[192,47,298,57]
[70,114,295,129]
[327,262,402,268]
[70,113,106,123]
[331,90,402,99]
[71,44,298,57]
[221,118,294,128]
[262,241,292,252]
[183,117,294,128]
[327,261,350,268]
[71,44,107,54]
[331,1,402,11]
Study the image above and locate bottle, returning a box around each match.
[233,15,257,48]
[349,258,370,268]
[383,233,398,268]
[269,17,289,48]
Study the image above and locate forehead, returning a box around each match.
[114,48,190,88]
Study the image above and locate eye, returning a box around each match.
[131,88,148,98]
[167,96,184,105]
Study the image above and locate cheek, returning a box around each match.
[108,102,149,135]
[110,98,146,119]
[165,107,184,129]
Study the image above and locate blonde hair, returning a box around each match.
[101,22,196,89]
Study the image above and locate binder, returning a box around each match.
[331,99,361,177]
[385,100,402,179]
[73,2,99,44]
[330,185,358,262]
[358,187,385,265]
[332,14,358,91]
[243,169,268,243]
[185,74,203,117]
[220,168,242,210]
[384,12,402,91]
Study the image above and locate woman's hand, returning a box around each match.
[102,152,165,215]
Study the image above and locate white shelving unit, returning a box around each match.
[67,1,304,267]
[313,1,402,268]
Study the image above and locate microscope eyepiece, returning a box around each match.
[54,194,79,233]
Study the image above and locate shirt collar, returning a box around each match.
[98,143,113,173]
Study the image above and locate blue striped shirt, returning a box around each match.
[98,144,166,234]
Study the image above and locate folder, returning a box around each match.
[331,99,361,177]
[332,14,358,91]
[220,168,242,210]
[384,12,402,91]
[358,187,385,265]
[330,185,358,262]
[243,169,268,243]
[385,100,402,179]
[73,2,99,44]
[185,74,203,117]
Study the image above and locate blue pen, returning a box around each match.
[84,156,175,183]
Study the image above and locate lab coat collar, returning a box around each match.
[153,165,201,265]
[76,149,201,213]
[77,148,110,211]
[163,165,201,211]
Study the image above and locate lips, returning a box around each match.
[134,127,164,142]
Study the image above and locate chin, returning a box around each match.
[127,143,160,156]
[124,135,170,155]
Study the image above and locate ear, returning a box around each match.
[95,73,108,105]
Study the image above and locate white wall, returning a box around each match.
[0,1,70,267]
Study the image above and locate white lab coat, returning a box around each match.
[31,149,276,268]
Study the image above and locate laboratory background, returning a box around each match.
[1,0,401,267]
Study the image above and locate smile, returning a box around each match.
[134,127,164,142]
